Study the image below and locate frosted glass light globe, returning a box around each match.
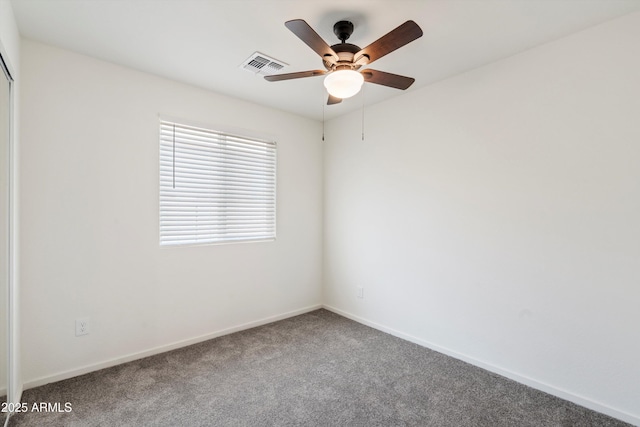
[323,70,364,99]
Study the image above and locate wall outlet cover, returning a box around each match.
[75,317,90,336]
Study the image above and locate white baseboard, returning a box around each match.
[24,304,322,391]
[322,304,639,427]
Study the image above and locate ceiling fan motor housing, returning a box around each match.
[324,43,362,71]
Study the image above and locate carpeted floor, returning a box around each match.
[8,309,631,426]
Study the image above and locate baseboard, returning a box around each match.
[322,304,639,427]
[24,304,322,391]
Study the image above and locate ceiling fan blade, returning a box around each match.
[264,70,327,82]
[355,20,423,65]
[285,19,339,64]
[327,95,342,105]
[361,69,415,90]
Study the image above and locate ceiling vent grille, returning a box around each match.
[240,52,287,76]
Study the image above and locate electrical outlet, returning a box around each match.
[75,317,90,336]
[357,287,364,299]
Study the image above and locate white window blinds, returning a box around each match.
[159,120,276,246]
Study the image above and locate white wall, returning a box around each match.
[0,0,21,404]
[20,40,323,385]
[324,11,640,424]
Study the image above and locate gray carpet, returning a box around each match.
[8,309,631,426]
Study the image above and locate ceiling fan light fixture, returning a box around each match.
[323,69,364,99]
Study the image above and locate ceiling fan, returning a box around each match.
[265,19,423,105]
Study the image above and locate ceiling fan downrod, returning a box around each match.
[333,20,354,43]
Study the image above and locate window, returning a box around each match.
[159,120,276,246]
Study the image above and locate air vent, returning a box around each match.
[240,52,288,76]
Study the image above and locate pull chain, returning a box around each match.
[322,88,325,141]
[172,124,176,188]
[361,85,365,141]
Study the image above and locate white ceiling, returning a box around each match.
[10,0,640,121]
